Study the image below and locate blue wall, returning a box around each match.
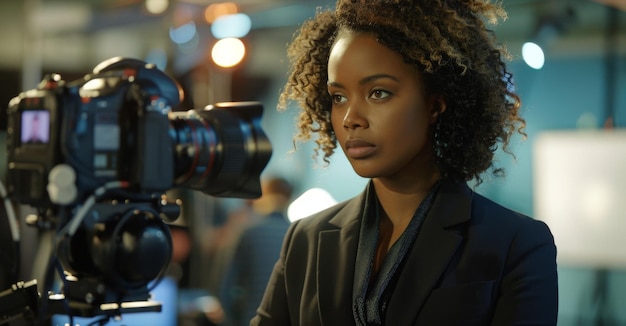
[478,56,626,324]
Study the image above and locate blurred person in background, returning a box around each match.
[220,176,293,326]
[202,198,257,296]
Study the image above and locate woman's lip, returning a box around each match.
[345,139,376,159]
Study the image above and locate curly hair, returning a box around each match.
[277,0,525,183]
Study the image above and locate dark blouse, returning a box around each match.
[352,181,440,325]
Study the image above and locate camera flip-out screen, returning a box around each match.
[20,110,50,145]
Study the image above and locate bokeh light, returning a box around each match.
[287,188,337,223]
[211,13,251,39]
[144,0,169,15]
[169,21,197,44]
[522,41,545,70]
[204,2,238,24]
[211,38,245,68]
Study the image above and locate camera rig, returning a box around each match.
[0,57,272,324]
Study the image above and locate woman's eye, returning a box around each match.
[370,89,391,100]
[332,94,347,104]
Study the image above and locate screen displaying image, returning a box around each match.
[20,110,50,144]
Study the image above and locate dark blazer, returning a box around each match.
[251,180,558,325]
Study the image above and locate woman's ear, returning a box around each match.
[429,95,447,124]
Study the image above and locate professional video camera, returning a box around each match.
[0,57,272,324]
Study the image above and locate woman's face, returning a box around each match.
[328,32,441,181]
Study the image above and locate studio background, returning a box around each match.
[0,0,625,324]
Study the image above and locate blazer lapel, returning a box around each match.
[385,180,473,324]
[317,192,365,326]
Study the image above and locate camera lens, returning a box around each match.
[169,102,272,199]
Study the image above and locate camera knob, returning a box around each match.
[47,164,78,205]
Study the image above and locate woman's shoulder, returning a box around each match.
[471,191,533,223]
[469,190,553,241]
[437,179,538,228]
[293,193,363,231]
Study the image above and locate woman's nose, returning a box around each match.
[343,105,368,130]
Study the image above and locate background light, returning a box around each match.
[211,13,251,39]
[211,38,245,68]
[169,21,197,44]
[287,188,337,223]
[534,130,626,268]
[204,2,238,24]
[144,0,169,15]
[522,41,545,69]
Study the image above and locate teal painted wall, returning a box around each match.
[477,56,626,324]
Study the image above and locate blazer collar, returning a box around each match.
[316,180,473,325]
[318,190,365,325]
[327,189,366,228]
[385,179,473,324]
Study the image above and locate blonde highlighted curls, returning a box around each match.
[278,0,525,182]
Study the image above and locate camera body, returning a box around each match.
[7,58,182,208]
[3,57,272,319]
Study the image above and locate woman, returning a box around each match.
[252,0,558,325]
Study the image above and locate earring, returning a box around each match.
[433,117,443,160]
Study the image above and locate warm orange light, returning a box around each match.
[211,38,245,68]
[204,2,238,24]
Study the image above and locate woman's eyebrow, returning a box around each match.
[359,73,399,85]
[328,73,399,88]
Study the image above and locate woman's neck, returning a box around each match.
[372,172,440,226]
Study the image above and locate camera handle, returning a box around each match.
[0,280,39,325]
[0,279,163,325]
